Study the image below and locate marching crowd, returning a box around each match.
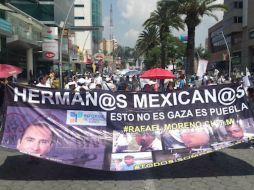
[30,70,254,93]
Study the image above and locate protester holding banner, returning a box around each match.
[36,74,51,88]
[16,122,55,156]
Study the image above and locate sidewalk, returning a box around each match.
[0,144,253,190]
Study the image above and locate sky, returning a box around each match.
[102,0,224,48]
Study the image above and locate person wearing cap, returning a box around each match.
[103,77,116,91]
[121,155,136,171]
[64,80,77,91]
[76,78,89,92]
[89,78,96,90]
[94,71,102,85]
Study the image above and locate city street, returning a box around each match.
[1,1,254,190]
[0,144,253,190]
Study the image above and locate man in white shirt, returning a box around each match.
[135,132,162,151]
[94,71,102,85]
[36,75,51,88]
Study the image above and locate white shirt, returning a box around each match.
[94,76,102,84]
[36,83,51,88]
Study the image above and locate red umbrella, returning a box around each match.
[0,64,23,78]
[140,68,175,79]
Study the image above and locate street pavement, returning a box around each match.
[0,144,253,190]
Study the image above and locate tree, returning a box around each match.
[195,44,210,60]
[175,0,227,75]
[143,47,161,70]
[136,26,160,57]
[143,1,184,69]
[166,33,186,70]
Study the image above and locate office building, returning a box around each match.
[7,0,75,77]
[92,0,102,53]
[208,0,254,74]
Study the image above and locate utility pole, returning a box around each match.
[221,31,232,79]
[110,4,115,74]
[110,4,113,40]
[59,0,75,88]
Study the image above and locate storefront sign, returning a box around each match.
[43,27,58,40]
[42,40,59,60]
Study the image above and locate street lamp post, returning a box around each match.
[220,31,232,80]
[59,0,75,88]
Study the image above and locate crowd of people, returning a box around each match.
[26,69,254,94]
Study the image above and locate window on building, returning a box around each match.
[238,17,242,23]
[239,2,243,8]
[75,17,85,20]
[234,1,243,8]
[75,4,84,8]
[234,16,242,23]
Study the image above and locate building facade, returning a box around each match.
[0,1,12,65]
[223,0,254,72]
[74,0,92,59]
[99,38,117,55]
[2,2,45,81]
[8,0,74,26]
[7,0,75,78]
[208,21,229,72]
[208,0,254,74]
[92,0,102,53]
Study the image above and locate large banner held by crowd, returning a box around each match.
[0,84,254,171]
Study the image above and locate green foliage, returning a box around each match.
[143,47,161,70]
[195,44,210,60]
[135,0,226,74]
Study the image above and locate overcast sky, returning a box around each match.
[102,0,224,48]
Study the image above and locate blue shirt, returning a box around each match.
[121,163,136,171]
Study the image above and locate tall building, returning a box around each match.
[8,0,74,26]
[223,0,254,72]
[2,2,45,80]
[7,0,75,76]
[99,38,117,55]
[74,0,92,59]
[0,0,12,64]
[92,0,102,53]
[208,0,254,74]
[208,21,229,72]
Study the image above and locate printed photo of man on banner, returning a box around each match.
[112,131,162,153]
[1,106,110,170]
[214,118,254,142]
[162,125,215,154]
[110,152,153,171]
